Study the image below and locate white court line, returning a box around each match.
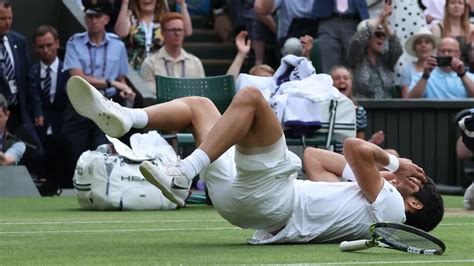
[0,219,225,225]
[312,260,474,265]
[0,227,240,234]
[0,221,472,226]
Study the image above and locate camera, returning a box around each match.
[436,56,453,67]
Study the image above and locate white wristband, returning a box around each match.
[383,154,399,172]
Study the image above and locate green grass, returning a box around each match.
[0,195,473,265]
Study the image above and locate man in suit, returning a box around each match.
[30,25,68,192]
[0,0,43,176]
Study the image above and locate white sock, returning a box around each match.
[178,149,210,186]
[126,108,148,128]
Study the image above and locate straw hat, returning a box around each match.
[404,27,440,57]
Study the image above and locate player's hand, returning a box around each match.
[394,158,426,191]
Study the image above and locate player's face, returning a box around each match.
[331,68,352,96]
[34,32,59,65]
[390,177,423,197]
[0,5,12,37]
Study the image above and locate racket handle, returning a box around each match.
[340,239,373,252]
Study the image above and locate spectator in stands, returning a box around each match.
[456,110,474,210]
[421,0,446,26]
[0,0,44,177]
[0,93,25,166]
[330,66,398,157]
[431,0,474,68]
[30,25,69,189]
[114,0,193,72]
[141,12,205,95]
[400,28,440,98]
[347,1,402,99]
[312,0,369,73]
[254,0,316,46]
[242,0,276,66]
[408,37,474,98]
[63,0,135,185]
[249,64,274,76]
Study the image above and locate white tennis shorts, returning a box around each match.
[201,136,302,232]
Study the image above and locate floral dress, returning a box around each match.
[125,12,164,71]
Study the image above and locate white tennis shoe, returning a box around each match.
[66,76,132,138]
[139,161,189,207]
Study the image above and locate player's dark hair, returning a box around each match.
[404,177,444,232]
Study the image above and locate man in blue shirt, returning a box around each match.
[62,0,135,186]
[408,37,474,99]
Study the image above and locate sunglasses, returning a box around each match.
[374,31,386,39]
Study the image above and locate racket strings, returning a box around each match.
[375,227,443,250]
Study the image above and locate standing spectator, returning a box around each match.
[30,25,69,190]
[114,0,193,72]
[242,0,276,66]
[254,0,315,46]
[431,0,474,67]
[347,2,402,99]
[313,0,369,73]
[141,12,204,95]
[63,0,135,186]
[0,0,43,176]
[421,0,446,26]
[400,27,440,98]
[408,37,474,98]
[0,93,25,166]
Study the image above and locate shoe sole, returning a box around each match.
[139,161,185,207]
[66,76,127,138]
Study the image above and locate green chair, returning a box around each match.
[155,75,235,114]
[155,75,236,151]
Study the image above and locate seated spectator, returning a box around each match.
[0,94,25,166]
[141,12,205,95]
[115,0,192,71]
[347,2,402,99]
[431,0,474,67]
[330,66,398,157]
[249,64,274,76]
[408,37,474,98]
[400,28,440,98]
[456,110,474,210]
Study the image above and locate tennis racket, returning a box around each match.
[340,222,445,255]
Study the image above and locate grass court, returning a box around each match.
[1,195,473,265]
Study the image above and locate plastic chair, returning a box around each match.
[155,75,235,114]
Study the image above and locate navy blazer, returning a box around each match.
[30,60,69,136]
[0,31,42,132]
[313,0,369,20]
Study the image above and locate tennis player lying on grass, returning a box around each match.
[66,76,444,244]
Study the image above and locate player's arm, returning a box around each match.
[303,147,346,182]
[343,138,425,203]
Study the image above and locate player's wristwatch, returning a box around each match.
[105,79,112,88]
